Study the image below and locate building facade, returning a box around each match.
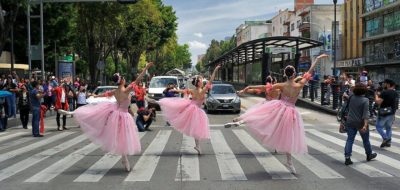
[236,21,272,46]
[297,4,342,77]
[362,0,400,84]
[339,0,364,76]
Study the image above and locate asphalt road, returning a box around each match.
[0,96,399,190]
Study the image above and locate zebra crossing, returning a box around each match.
[0,126,400,184]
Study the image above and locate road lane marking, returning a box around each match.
[293,154,344,179]
[0,132,53,151]
[308,129,400,177]
[210,130,247,181]
[74,133,146,182]
[0,132,74,163]
[232,130,296,179]
[0,135,87,182]
[25,143,99,182]
[306,135,392,177]
[0,132,30,143]
[175,135,200,181]
[125,130,171,182]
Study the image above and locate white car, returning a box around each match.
[86,86,118,104]
[147,76,181,100]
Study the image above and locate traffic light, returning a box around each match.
[117,0,139,4]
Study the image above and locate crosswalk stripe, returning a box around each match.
[125,130,172,182]
[74,133,146,182]
[293,154,345,179]
[0,132,29,143]
[0,132,9,136]
[0,132,53,152]
[25,143,99,182]
[232,130,296,179]
[175,135,200,181]
[0,135,87,182]
[306,135,392,177]
[210,130,247,181]
[0,132,74,163]
[308,129,400,177]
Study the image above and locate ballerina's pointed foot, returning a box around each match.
[122,159,131,172]
[285,163,296,174]
[194,146,202,155]
[57,109,74,116]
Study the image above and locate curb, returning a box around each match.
[297,98,338,115]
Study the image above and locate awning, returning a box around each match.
[0,63,29,70]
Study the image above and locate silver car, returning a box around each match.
[205,84,241,113]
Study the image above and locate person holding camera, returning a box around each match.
[136,106,156,132]
[30,81,45,137]
[375,79,398,148]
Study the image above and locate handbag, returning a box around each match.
[379,107,393,116]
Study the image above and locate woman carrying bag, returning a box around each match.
[343,83,377,165]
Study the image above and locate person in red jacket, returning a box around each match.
[134,81,146,109]
[54,83,69,131]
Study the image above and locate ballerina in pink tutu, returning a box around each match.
[59,62,153,172]
[224,76,279,128]
[231,54,328,174]
[158,65,221,154]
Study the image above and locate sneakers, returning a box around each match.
[345,157,353,165]
[224,122,240,128]
[285,163,296,174]
[367,153,377,161]
[380,139,391,148]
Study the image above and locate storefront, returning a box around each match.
[337,58,362,77]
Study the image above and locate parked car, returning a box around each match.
[91,86,118,95]
[205,84,241,113]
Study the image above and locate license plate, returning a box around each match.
[223,105,229,108]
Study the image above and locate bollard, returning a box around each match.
[332,83,339,110]
[310,80,315,102]
[320,82,326,106]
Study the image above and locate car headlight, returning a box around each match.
[208,96,218,103]
[148,93,154,97]
[233,96,240,103]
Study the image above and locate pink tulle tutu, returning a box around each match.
[159,97,210,140]
[74,100,141,155]
[239,97,307,154]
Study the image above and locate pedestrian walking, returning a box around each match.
[54,83,70,131]
[343,83,377,165]
[158,65,221,155]
[375,79,399,148]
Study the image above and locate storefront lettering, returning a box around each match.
[338,58,363,68]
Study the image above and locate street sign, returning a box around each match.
[30,45,42,61]
[265,47,295,54]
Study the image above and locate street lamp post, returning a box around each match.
[333,0,337,77]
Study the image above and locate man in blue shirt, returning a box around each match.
[30,81,45,137]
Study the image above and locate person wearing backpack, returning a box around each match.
[344,83,377,165]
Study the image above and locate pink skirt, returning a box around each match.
[239,100,307,154]
[159,98,210,140]
[74,102,141,155]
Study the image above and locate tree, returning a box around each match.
[0,0,26,56]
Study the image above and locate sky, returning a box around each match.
[162,0,344,66]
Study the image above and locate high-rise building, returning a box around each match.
[362,0,400,85]
[338,0,363,76]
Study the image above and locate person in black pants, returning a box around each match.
[136,106,156,132]
[18,85,31,129]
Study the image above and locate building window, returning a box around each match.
[280,17,282,24]
[365,16,383,37]
[297,20,300,28]
[384,10,400,33]
[291,23,295,31]
[273,26,275,32]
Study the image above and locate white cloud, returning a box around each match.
[188,40,207,50]
[194,32,203,38]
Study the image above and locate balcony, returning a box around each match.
[299,22,310,32]
[283,20,291,26]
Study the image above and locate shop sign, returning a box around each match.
[265,47,295,54]
[337,58,363,68]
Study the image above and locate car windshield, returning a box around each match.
[94,88,116,95]
[210,86,236,94]
[150,78,177,88]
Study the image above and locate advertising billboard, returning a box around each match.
[57,61,75,79]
